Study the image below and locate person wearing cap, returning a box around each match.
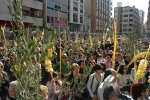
[53,53,70,75]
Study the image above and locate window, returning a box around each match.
[129,24,132,26]
[73,13,78,22]
[129,19,133,21]
[130,9,133,12]
[123,29,127,31]
[80,5,83,13]
[124,14,128,17]
[47,0,55,10]
[123,24,127,27]
[124,19,128,22]
[55,2,61,11]
[129,14,133,17]
[73,2,78,11]
[62,5,67,13]
[124,10,128,13]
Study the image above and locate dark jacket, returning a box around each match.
[41,65,49,85]
[0,73,9,100]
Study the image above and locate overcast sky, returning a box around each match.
[112,0,149,23]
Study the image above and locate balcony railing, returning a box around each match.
[80,20,83,23]
[80,10,83,13]
[73,19,78,22]
[73,7,78,11]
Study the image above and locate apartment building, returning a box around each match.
[68,0,84,32]
[0,0,43,27]
[44,0,68,30]
[114,5,141,35]
[85,0,112,33]
[139,10,145,36]
[147,0,150,31]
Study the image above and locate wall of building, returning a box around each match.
[68,0,84,32]
[45,0,68,30]
[0,0,43,27]
[114,6,141,35]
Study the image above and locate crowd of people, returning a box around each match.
[0,37,150,100]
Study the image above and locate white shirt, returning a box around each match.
[87,73,104,98]
[98,75,115,100]
[117,73,130,86]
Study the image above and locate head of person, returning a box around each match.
[8,51,16,60]
[104,68,117,81]
[49,72,58,82]
[94,64,103,74]
[61,53,67,63]
[106,53,112,62]
[70,63,80,75]
[40,85,48,100]
[78,60,85,69]
[117,53,123,61]
[8,80,18,98]
[100,63,106,72]
[96,54,102,60]
[103,84,118,100]
[130,82,148,100]
[118,65,129,75]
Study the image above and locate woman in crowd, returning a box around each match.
[117,65,130,86]
[40,85,48,100]
[130,82,148,100]
[87,64,104,100]
[67,63,83,100]
[46,72,62,100]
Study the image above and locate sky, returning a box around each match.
[112,0,149,23]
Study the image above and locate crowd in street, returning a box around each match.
[0,36,150,100]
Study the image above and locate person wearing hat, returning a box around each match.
[53,53,70,76]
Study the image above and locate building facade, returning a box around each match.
[68,0,84,32]
[139,10,145,36]
[0,0,43,27]
[44,0,68,30]
[85,0,112,33]
[114,5,141,35]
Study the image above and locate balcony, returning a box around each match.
[23,16,43,26]
[23,16,34,23]
[22,0,43,10]
[80,20,83,23]
[73,7,78,11]
[33,17,43,26]
[73,19,78,22]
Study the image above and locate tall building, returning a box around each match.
[85,0,113,33]
[147,0,150,31]
[44,0,68,30]
[139,10,145,36]
[0,0,43,27]
[68,0,84,32]
[114,5,141,35]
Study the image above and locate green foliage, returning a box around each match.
[121,29,138,58]
[4,0,55,100]
[44,26,54,31]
